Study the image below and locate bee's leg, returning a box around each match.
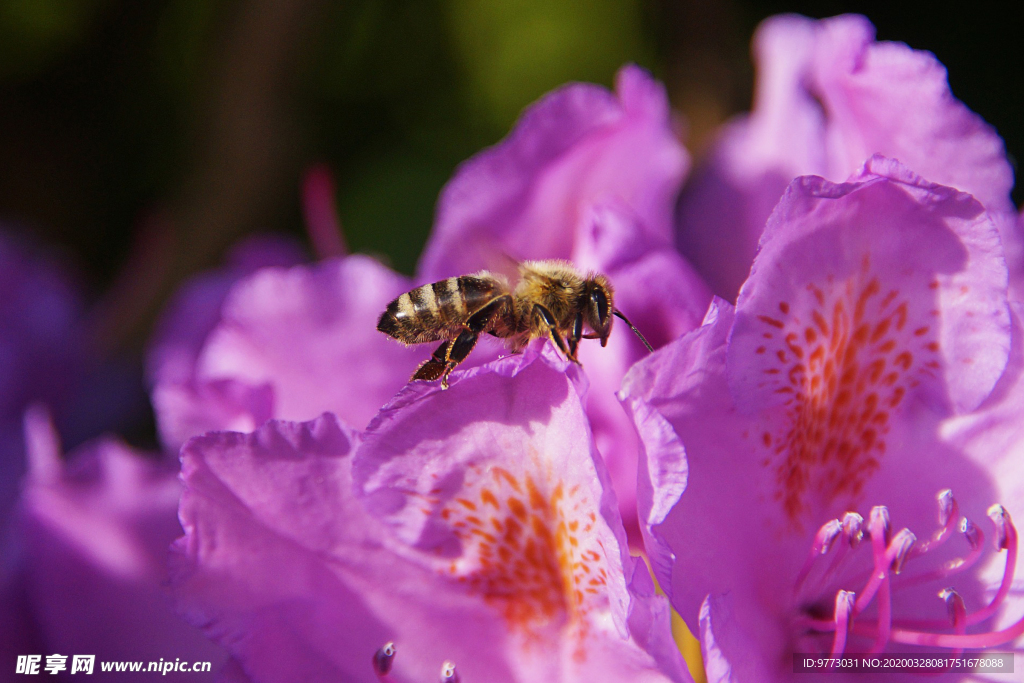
[566,312,583,362]
[439,329,481,388]
[412,340,453,384]
[429,296,511,389]
[532,304,578,364]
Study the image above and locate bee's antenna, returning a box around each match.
[613,310,654,353]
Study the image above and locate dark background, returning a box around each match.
[1,0,1019,444]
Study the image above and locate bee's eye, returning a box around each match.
[590,288,609,325]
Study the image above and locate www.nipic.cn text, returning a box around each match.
[16,655,214,675]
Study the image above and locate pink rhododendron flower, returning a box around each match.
[0,407,224,678]
[678,14,1021,301]
[622,158,1021,680]
[419,65,711,535]
[171,348,690,683]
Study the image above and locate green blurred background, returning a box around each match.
[1,0,1019,366]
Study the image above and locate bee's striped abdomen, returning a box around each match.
[457,275,505,313]
[377,275,505,344]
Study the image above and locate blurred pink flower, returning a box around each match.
[1,407,225,679]
[622,158,1021,680]
[0,229,224,680]
[147,232,430,458]
[0,230,86,530]
[678,14,1021,301]
[171,348,690,683]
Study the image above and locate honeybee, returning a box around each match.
[377,260,653,389]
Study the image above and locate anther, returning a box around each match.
[830,590,856,658]
[439,661,460,683]
[816,519,843,553]
[964,506,1017,626]
[939,588,967,663]
[937,490,955,527]
[988,505,1011,550]
[841,512,864,545]
[939,588,966,628]
[961,517,981,549]
[868,506,890,544]
[815,513,864,584]
[912,491,958,558]
[889,529,916,574]
[373,642,396,677]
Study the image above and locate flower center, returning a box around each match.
[747,260,943,524]
[432,462,610,645]
[792,490,1022,656]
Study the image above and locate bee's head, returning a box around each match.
[583,277,614,346]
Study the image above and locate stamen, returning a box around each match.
[852,509,896,615]
[935,588,967,671]
[869,521,902,653]
[795,518,842,589]
[301,164,346,260]
[372,642,396,678]
[819,513,864,585]
[963,516,981,549]
[942,517,985,577]
[962,507,1016,626]
[439,661,460,683]
[941,588,966,634]
[911,489,958,557]
[989,505,1012,550]
[896,515,984,590]
[830,591,856,658]
[889,530,916,575]
[797,496,1022,654]
[888,612,1024,649]
[868,506,891,545]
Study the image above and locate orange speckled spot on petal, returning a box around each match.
[752,258,943,525]
[434,464,609,647]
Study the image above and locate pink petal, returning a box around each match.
[196,256,420,427]
[622,302,775,628]
[147,235,306,387]
[152,254,420,451]
[679,14,1018,300]
[727,159,1009,528]
[733,156,1010,420]
[419,64,688,281]
[176,416,500,683]
[698,594,777,683]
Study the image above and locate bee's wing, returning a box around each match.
[466,247,521,284]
